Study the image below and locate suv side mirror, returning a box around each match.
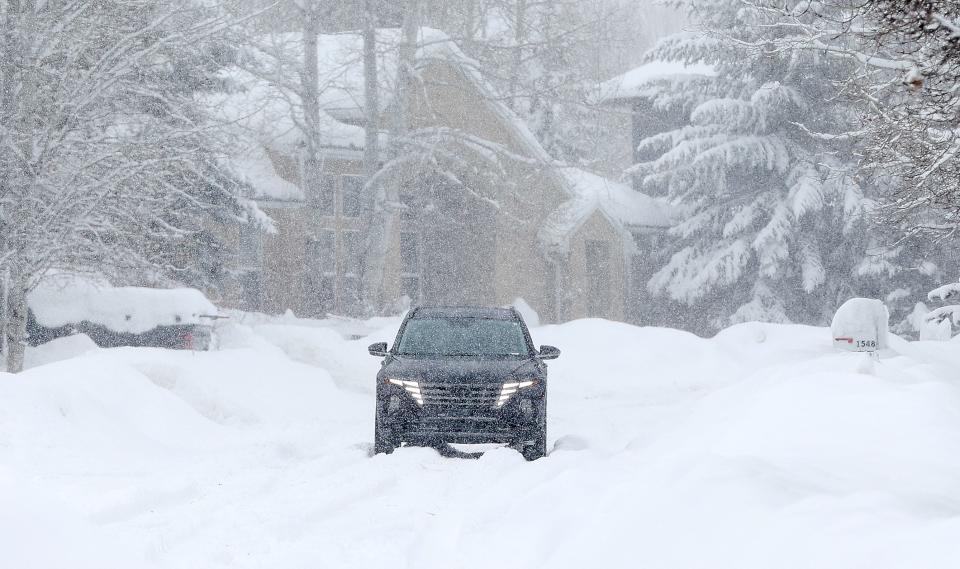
[368,342,389,357]
[537,345,560,360]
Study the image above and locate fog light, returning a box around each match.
[387,395,401,413]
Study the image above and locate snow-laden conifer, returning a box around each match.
[630,0,926,331]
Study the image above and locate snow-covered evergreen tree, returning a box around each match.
[630,0,932,332]
[924,278,960,339]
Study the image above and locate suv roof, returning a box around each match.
[410,306,518,320]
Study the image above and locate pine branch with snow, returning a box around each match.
[925,279,960,338]
[631,0,933,332]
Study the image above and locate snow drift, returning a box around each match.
[2,317,960,568]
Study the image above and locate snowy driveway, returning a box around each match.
[3,318,960,568]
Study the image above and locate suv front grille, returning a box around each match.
[419,382,500,408]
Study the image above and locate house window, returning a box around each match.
[341,230,363,311]
[238,222,264,310]
[238,271,263,311]
[399,231,421,304]
[305,230,336,316]
[399,190,419,221]
[342,175,363,217]
[586,240,611,317]
[309,174,335,215]
[239,222,263,268]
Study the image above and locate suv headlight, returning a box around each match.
[496,379,537,407]
[386,378,423,406]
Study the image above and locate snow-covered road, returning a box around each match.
[3,317,960,568]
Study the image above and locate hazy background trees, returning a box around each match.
[4,0,960,372]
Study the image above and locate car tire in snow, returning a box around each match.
[520,399,547,461]
[373,421,397,455]
[521,428,547,461]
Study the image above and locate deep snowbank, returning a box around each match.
[2,318,959,568]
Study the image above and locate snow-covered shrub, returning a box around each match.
[924,279,960,340]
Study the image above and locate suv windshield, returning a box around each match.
[396,317,530,357]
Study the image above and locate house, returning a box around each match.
[593,59,715,193]
[588,59,715,326]
[213,29,673,323]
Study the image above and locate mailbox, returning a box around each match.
[831,298,889,353]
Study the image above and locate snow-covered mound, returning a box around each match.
[830,297,889,351]
[2,317,960,568]
[28,276,218,334]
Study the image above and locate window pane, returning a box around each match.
[396,318,530,356]
[399,191,418,220]
[586,240,610,272]
[238,270,262,311]
[400,276,420,304]
[304,231,336,316]
[303,275,335,317]
[342,175,363,217]
[586,240,611,317]
[399,231,419,275]
[342,276,362,313]
[342,231,362,276]
[308,230,336,273]
[238,222,262,269]
[310,175,335,215]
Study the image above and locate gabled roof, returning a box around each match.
[228,143,304,202]
[210,27,554,201]
[595,60,715,105]
[539,167,674,255]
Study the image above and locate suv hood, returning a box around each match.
[384,356,538,384]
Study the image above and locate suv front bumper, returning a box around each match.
[378,389,543,445]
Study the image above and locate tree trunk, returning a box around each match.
[4,2,34,373]
[463,0,476,53]
[301,4,321,206]
[361,2,380,174]
[393,0,417,140]
[359,0,384,314]
[4,264,28,373]
[507,0,526,112]
[359,0,419,315]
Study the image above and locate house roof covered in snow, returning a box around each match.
[210,27,552,201]
[539,167,674,255]
[595,60,715,105]
[226,142,304,202]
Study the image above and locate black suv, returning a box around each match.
[368,306,559,460]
